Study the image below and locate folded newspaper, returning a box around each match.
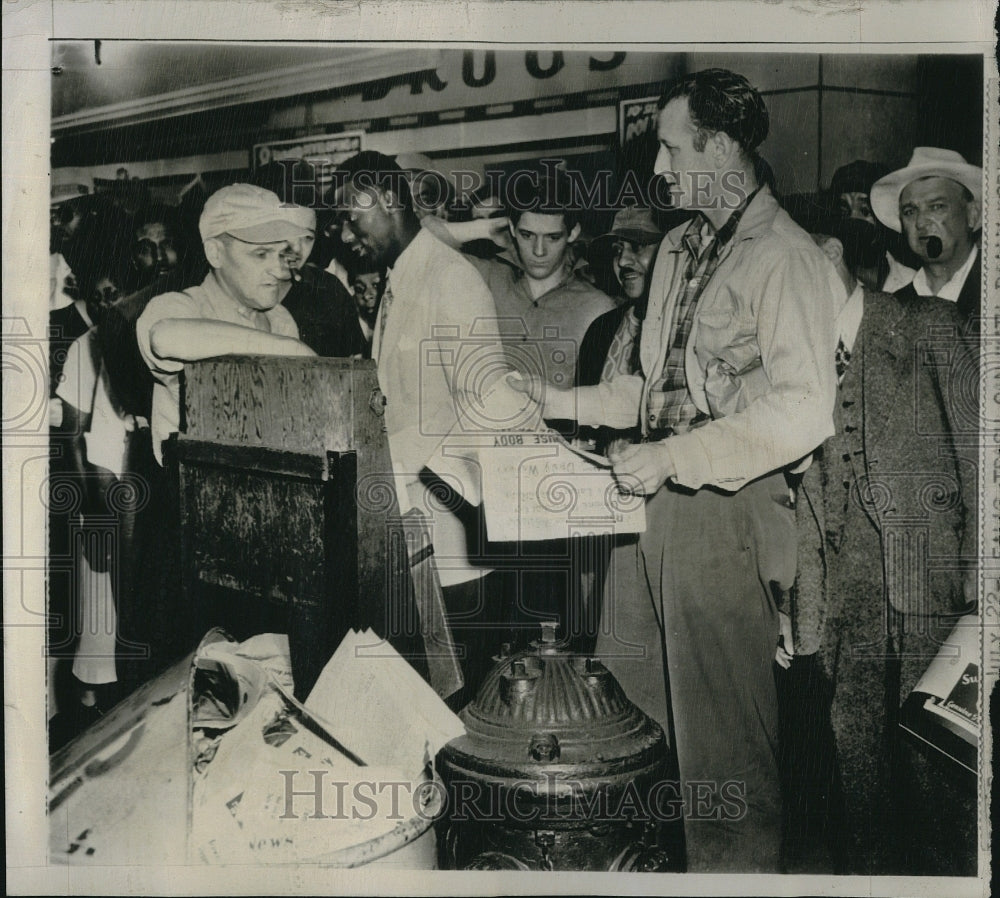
[299,627,466,778]
[190,629,462,863]
[899,613,979,775]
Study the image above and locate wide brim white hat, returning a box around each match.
[870,147,982,232]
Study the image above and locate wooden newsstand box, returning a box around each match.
[175,356,424,698]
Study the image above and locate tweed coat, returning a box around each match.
[793,289,978,656]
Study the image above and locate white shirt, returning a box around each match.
[50,252,75,310]
[910,245,978,302]
[136,273,299,464]
[881,251,916,294]
[55,328,134,478]
[837,283,865,355]
[374,227,539,586]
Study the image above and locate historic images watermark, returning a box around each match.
[278,771,747,825]
[275,159,752,216]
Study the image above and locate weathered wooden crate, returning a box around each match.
[176,356,423,698]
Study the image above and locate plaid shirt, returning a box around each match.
[645,190,759,437]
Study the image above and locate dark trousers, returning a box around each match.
[441,570,518,711]
[817,505,978,876]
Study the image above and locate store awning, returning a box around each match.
[52,45,443,136]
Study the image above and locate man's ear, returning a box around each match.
[567,223,582,244]
[966,199,981,233]
[376,185,403,216]
[203,237,223,269]
[710,130,736,167]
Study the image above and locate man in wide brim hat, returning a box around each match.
[869,147,981,233]
[870,148,981,322]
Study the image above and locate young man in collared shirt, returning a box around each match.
[513,68,841,872]
[467,175,614,390]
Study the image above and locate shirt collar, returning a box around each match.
[670,183,768,254]
[911,244,978,302]
[75,298,94,328]
[205,269,274,327]
[495,246,587,283]
[387,225,432,286]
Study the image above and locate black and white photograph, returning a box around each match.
[4,1,997,894]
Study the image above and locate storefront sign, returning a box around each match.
[252,131,364,170]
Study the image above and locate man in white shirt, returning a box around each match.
[137,184,316,464]
[870,147,982,323]
[331,150,539,706]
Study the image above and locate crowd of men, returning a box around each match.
[48,67,982,877]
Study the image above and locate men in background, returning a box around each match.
[468,173,614,390]
[121,204,187,295]
[514,69,841,871]
[50,183,90,310]
[280,235,370,360]
[576,206,665,389]
[792,216,977,875]
[100,204,194,428]
[870,147,982,323]
[348,260,386,356]
[333,151,538,708]
[829,159,916,293]
[137,184,316,465]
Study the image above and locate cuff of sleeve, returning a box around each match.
[661,431,713,491]
[574,382,640,428]
[544,386,577,421]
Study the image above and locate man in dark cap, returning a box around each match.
[829,158,916,292]
[576,205,666,388]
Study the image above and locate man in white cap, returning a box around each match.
[870,147,982,322]
[137,183,316,465]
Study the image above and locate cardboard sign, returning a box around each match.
[479,433,646,542]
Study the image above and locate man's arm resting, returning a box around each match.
[148,318,316,363]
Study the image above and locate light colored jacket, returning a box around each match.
[576,186,843,492]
